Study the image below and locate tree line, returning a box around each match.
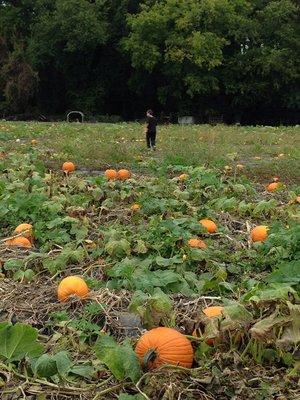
[0,0,299,124]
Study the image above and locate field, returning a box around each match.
[0,121,299,400]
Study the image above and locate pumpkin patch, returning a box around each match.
[0,121,299,399]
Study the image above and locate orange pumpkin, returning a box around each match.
[57,276,89,302]
[251,225,268,242]
[188,238,207,249]
[179,174,188,181]
[267,182,280,192]
[31,139,37,145]
[199,219,217,233]
[6,237,32,248]
[118,169,131,181]
[62,161,75,173]
[14,223,33,242]
[135,327,193,370]
[105,169,118,180]
[131,203,140,211]
[203,306,224,318]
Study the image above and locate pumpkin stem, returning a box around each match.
[143,349,157,369]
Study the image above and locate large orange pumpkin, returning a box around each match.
[203,306,224,318]
[199,219,217,233]
[105,169,118,180]
[14,223,33,242]
[188,238,207,249]
[251,225,268,242]
[267,182,280,192]
[6,237,32,248]
[118,169,131,181]
[57,276,89,302]
[62,162,75,173]
[135,327,193,370]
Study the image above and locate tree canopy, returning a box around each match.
[0,0,299,124]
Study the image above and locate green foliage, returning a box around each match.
[0,322,43,362]
[94,334,141,382]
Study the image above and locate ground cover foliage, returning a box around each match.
[0,124,299,399]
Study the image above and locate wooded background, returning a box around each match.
[0,0,299,124]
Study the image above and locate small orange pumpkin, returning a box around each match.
[251,225,268,242]
[188,238,207,249]
[57,276,89,302]
[131,203,140,211]
[62,161,75,173]
[199,219,217,233]
[14,223,33,242]
[203,306,224,318]
[179,174,188,181]
[267,182,280,192]
[118,169,131,181]
[105,169,118,180]
[31,139,37,145]
[135,327,193,370]
[6,237,32,248]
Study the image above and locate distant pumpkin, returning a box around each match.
[267,182,280,192]
[105,169,118,180]
[131,204,140,211]
[203,306,224,318]
[179,174,188,181]
[251,225,268,242]
[57,276,89,302]
[31,139,37,145]
[118,169,131,181]
[199,219,217,233]
[62,161,75,173]
[188,238,207,249]
[6,237,32,248]
[14,223,34,243]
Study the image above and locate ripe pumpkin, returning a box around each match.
[203,306,224,318]
[188,238,207,249]
[118,169,131,181]
[6,237,32,248]
[267,182,280,192]
[62,161,75,173]
[131,203,140,211]
[251,225,268,242]
[135,327,193,370]
[105,169,118,180]
[14,223,33,242]
[179,173,188,181]
[199,219,217,233]
[57,276,89,302]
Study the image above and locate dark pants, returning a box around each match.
[146,131,156,148]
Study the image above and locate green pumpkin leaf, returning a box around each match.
[0,322,43,362]
[94,334,141,382]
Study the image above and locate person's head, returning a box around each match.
[147,109,153,117]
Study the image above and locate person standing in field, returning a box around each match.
[145,109,157,150]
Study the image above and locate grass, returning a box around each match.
[0,121,300,183]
